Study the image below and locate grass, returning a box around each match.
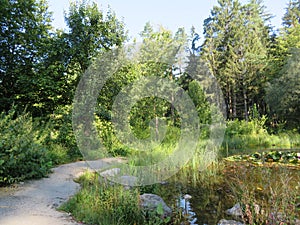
[60,171,174,225]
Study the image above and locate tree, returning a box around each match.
[94,24,188,144]
[268,1,300,82]
[135,24,187,131]
[65,2,127,76]
[0,0,52,113]
[265,1,300,129]
[201,0,271,120]
[0,0,127,116]
[46,1,127,112]
[265,48,300,129]
[283,0,300,28]
[178,27,201,91]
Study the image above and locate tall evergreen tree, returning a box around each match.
[265,48,300,130]
[201,0,271,120]
[270,0,300,78]
[266,1,300,129]
[283,0,300,28]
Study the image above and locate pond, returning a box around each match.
[146,159,300,225]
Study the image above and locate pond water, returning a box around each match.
[159,175,234,224]
[148,161,300,225]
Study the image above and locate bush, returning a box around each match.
[221,116,300,156]
[0,110,52,185]
[47,105,82,161]
[222,117,268,154]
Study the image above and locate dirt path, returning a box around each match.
[0,158,124,225]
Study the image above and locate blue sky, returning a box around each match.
[48,0,287,41]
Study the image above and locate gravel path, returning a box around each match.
[0,158,124,225]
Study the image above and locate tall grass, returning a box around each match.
[227,163,300,224]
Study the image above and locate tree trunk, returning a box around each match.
[233,91,237,118]
[153,103,159,141]
[243,85,248,121]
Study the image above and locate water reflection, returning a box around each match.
[179,194,198,224]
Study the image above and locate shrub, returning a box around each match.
[47,105,82,161]
[0,110,52,185]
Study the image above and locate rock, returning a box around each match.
[119,175,138,189]
[253,203,260,215]
[218,219,244,225]
[99,168,138,188]
[139,193,172,217]
[183,194,192,200]
[99,168,120,178]
[225,203,243,217]
[119,175,137,186]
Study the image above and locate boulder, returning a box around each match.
[139,193,172,217]
[119,175,137,186]
[119,175,138,189]
[218,219,244,225]
[225,203,243,217]
[99,168,120,178]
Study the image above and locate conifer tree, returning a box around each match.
[201,0,271,120]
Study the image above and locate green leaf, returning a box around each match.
[156,203,164,215]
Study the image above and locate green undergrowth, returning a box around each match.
[221,117,300,156]
[60,172,175,225]
[0,108,82,186]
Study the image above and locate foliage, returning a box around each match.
[266,3,300,131]
[188,80,211,126]
[282,0,300,28]
[0,0,299,208]
[222,116,268,154]
[93,24,190,155]
[221,115,300,156]
[64,1,127,76]
[0,0,127,117]
[0,0,53,114]
[0,110,52,185]
[46,105,82,161]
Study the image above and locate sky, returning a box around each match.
[48,0,288,41]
